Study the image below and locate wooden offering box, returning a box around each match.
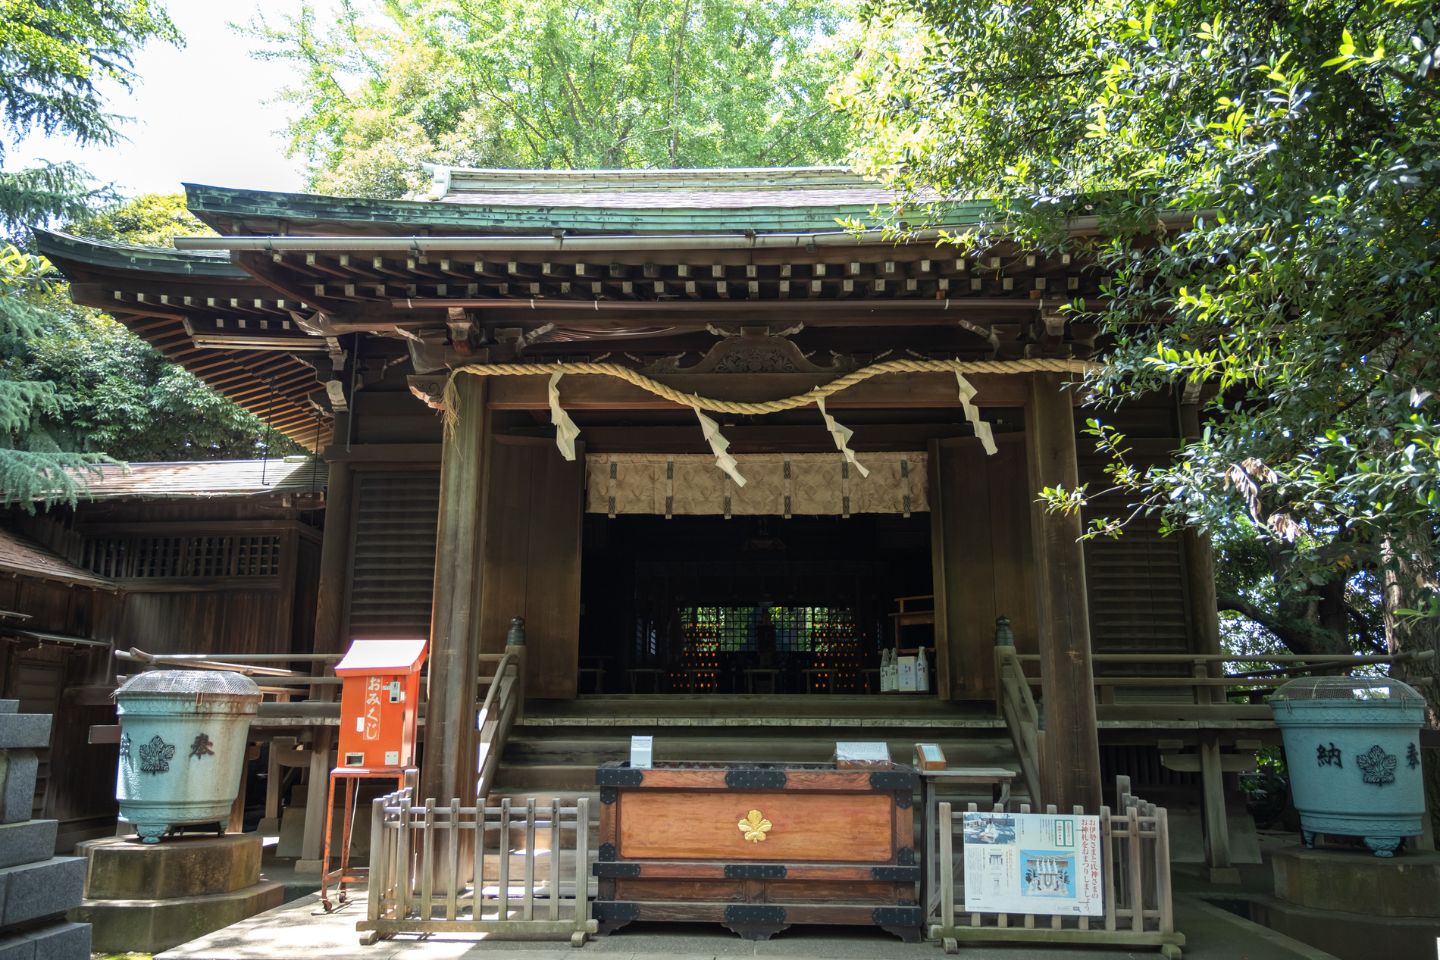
[593,761,921,941]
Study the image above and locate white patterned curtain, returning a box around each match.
[584,453,929,518]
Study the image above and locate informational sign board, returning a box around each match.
[630,735,654,769]
[961,811,1103,916]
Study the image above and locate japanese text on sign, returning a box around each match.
[961,812,1103,916]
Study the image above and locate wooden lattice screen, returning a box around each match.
[81,534,282,579]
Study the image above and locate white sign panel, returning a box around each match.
[629,735,653,769]
[961,812,1103,916]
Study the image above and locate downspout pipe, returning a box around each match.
[174,229,947,253]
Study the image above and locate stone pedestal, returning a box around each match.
[72,834,283,953]
[0,701,90,960]
[1250,846,1440,960]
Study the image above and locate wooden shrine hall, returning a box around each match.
[35,167,1260,869]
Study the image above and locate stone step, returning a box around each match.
[503,734,1014,763]
[530,694,982,717]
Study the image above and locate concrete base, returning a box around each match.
[1272,844,1440,917]
[1254,845,1440,960]
[74,881,285,954]
[74,832,285,953]
[79,834,264,900]
[1250,894,1438,960]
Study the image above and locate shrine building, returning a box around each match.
[28,166,1264,877]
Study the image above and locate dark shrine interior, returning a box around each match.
[579,513,933,695]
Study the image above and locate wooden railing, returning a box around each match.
[474,630,527,802]
[931,776,1181,958]
[993,621,1043,807]
[359,788,595,946]
[1006,648,1434,714]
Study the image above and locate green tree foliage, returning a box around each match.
[249,0,856,197]
[70,191,209,247]
[0,0,177,506]
[10,194,303,464]
[839,0,1440,665]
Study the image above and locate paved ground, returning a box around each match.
[155,887,1337,960]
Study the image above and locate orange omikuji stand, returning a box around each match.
[321,637,427,911]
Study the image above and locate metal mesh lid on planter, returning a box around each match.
[1271,675,1424,703]
[115,669,262,701]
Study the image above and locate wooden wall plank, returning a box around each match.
[989,441,1039,658]
[521,447,583,700]
[479,440,584,698]
[930,439,999,700]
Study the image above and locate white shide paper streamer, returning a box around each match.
[955,372,997,455]
[548,372,582,460]
[816,397,870,478]
[693,407,747,487]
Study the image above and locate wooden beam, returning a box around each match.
[488,371,1032,411]
[1025,373,1101,812]
[500,423,973,453]
[420,374,490,805]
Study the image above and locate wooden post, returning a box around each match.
[422,375,490,805]
[1024,373,1102,813]
[1199,732,1239,882]
[298,727,333,871]
[312,414,355,656]
[506,616,527,722]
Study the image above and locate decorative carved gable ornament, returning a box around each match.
[643,325,855,376]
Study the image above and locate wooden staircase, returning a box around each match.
[486,694,1025,812]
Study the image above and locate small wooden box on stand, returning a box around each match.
[321,638,426,911]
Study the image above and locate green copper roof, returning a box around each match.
[33,229,248,279]
[185,168,992,237]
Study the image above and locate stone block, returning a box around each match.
[0,716,50,751]
[1250,893,1440,960]
[0,753,38,825]
[0,703,15,716]
[1272,844,1440,918]
[0,857,85,929]
[78,834,262,900]
[0,821,56,869]
[74,880,284,954]
[25,923,89,960]
[0,933,34,960]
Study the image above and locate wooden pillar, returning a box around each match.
[421,375,490,804]
[1199,733,1240,881]
[312,414,355,656]
[298,415,352,870]
[1024,374,1102,812]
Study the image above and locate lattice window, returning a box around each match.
[80,535,282,579]
[675,605,859,654]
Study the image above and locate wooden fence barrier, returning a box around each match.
[358,788,596,946]
[930,778,1182,957]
